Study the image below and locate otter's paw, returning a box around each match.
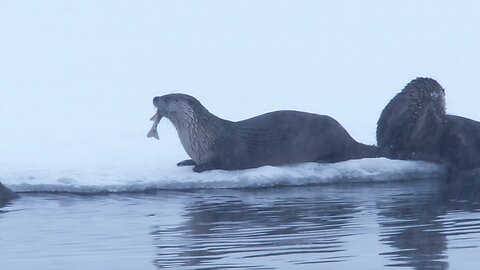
[193,164,217,173]
[177,159,196,167]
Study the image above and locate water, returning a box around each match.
[2,177,480,270]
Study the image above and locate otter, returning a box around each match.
[377,77,480,171]
[442,115,480,170]
[0,183,18,207]
[377,77,446,163]
[148,93,378,172]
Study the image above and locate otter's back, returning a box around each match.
[442,115,480,170]
[231,110,357,167]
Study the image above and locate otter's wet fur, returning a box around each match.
[377,77,446,162]
[151,93,378,172]
[443,115,480,170]
[0,183,18,207]
[377,77,480,171]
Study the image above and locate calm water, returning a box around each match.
[1,177,480,270]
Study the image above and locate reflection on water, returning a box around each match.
[377,185,449,270]
[378,177,480,270]
[150,177,480,270]
[152,189,360,269]
[1,177,480,270]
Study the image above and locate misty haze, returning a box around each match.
[1,1,480,269]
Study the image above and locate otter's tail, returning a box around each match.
[350,143,379,159]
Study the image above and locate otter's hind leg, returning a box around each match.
[177,159,197,167]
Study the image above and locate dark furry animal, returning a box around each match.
[149,93,378,172]
[0,183,18,207]
[376,77,446,162]
[377,77,480,171]
[442,115,480,170]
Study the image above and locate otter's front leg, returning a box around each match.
[193,164,219,173]
[177,159,197,167]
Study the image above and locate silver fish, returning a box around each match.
[147,110,162,140]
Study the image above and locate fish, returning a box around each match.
[147,110,162,140]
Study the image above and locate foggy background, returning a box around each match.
[1,1,478,180]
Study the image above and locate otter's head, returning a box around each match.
[402,77,446,116]
[153,93,206,128]
[377,77,447,154]
[152,93,220,163]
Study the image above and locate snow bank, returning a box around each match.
[1,158,444,193]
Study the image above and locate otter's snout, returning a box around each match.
[153,96,167,109]
[153,96,161,106]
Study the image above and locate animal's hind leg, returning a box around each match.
[177,159,197,166]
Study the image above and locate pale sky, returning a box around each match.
[1,0,479,165]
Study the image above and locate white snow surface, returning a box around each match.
[1,157,444,193]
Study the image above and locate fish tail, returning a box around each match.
[147,129,159,140]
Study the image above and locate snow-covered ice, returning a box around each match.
[1,158,444,193]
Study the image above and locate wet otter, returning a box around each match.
[377,77,480,171]
[442,115,480,170]
[148,93,378,172]
[0,183,18,207]
[377,77,446,162]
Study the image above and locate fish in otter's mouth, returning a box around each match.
[147,109,162,140]
[147,94,198,140]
